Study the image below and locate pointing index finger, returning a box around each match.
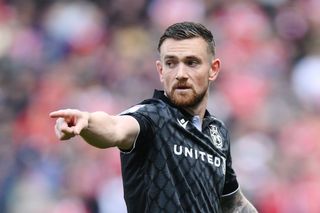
[49,110,65,118]
[49,109,76,118]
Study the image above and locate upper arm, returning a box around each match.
[114,115,140,150]
[220,189,258,213]
[219,127,257,212]
[119,103,158,153]
[222,127,239,196]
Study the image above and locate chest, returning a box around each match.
[146,119,228,193]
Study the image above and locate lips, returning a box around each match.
[174,83,192,90]
[176,86,190,90]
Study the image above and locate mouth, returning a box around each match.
[174,83,192,90]
[176,86,190,90]
[173,85,192,93]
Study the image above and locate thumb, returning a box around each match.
[73,113,90,135]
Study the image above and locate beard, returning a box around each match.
[166,84,208,108]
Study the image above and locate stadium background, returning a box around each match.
[0,0,320,212]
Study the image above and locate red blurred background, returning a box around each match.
[0,0,320,212]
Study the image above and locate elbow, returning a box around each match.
[116,134,136,151]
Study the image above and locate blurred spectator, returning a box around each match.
[291,54,320,110]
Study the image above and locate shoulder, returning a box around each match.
[121,98,170,119]
[120,98,174,131]
[209,115,228,129]
[205,115,230,138]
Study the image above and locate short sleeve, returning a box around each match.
[221,131,239,197]
[119,104,156,153]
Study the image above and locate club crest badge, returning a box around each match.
[209,125,223,149]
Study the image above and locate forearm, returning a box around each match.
[80,112,138,150]
[80,112,119,149]
[50,109,139,150]
[221,190,258,213]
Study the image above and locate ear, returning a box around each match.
[156,60,164,83]
[209,58,221,81]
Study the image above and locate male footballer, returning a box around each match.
[50,22,258,212]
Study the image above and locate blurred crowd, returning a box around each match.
[0,0,320,212]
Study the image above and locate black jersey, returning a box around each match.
[120,90,239,213]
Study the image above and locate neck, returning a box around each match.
[184,92,208,120]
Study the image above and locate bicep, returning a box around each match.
[114,115,140,150]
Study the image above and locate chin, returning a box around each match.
[171,92,197,107]
[167,88,207,108]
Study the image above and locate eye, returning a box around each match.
[186,60,199,67]
[165,60,176,68]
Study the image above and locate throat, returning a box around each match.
[191,115,202,131]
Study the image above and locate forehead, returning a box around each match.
[159,37,210,59]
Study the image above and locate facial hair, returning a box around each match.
[167,84,208,108]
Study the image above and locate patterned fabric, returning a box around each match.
[120,90,238,213]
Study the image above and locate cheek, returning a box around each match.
[195,73,208,84]
[163,78,173,90]
[162,72,175,85]
[193,74,210,91]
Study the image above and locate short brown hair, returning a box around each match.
[157,22,216,56]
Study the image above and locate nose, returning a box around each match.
[175,64,188,80]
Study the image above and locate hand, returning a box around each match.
[49,109,89,140]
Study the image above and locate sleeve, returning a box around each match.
[221,129,239,197]
[119,104,156,153]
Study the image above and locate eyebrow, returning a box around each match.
[184,56,201,60]
[163,55,201,60]
[163,55,177,60]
